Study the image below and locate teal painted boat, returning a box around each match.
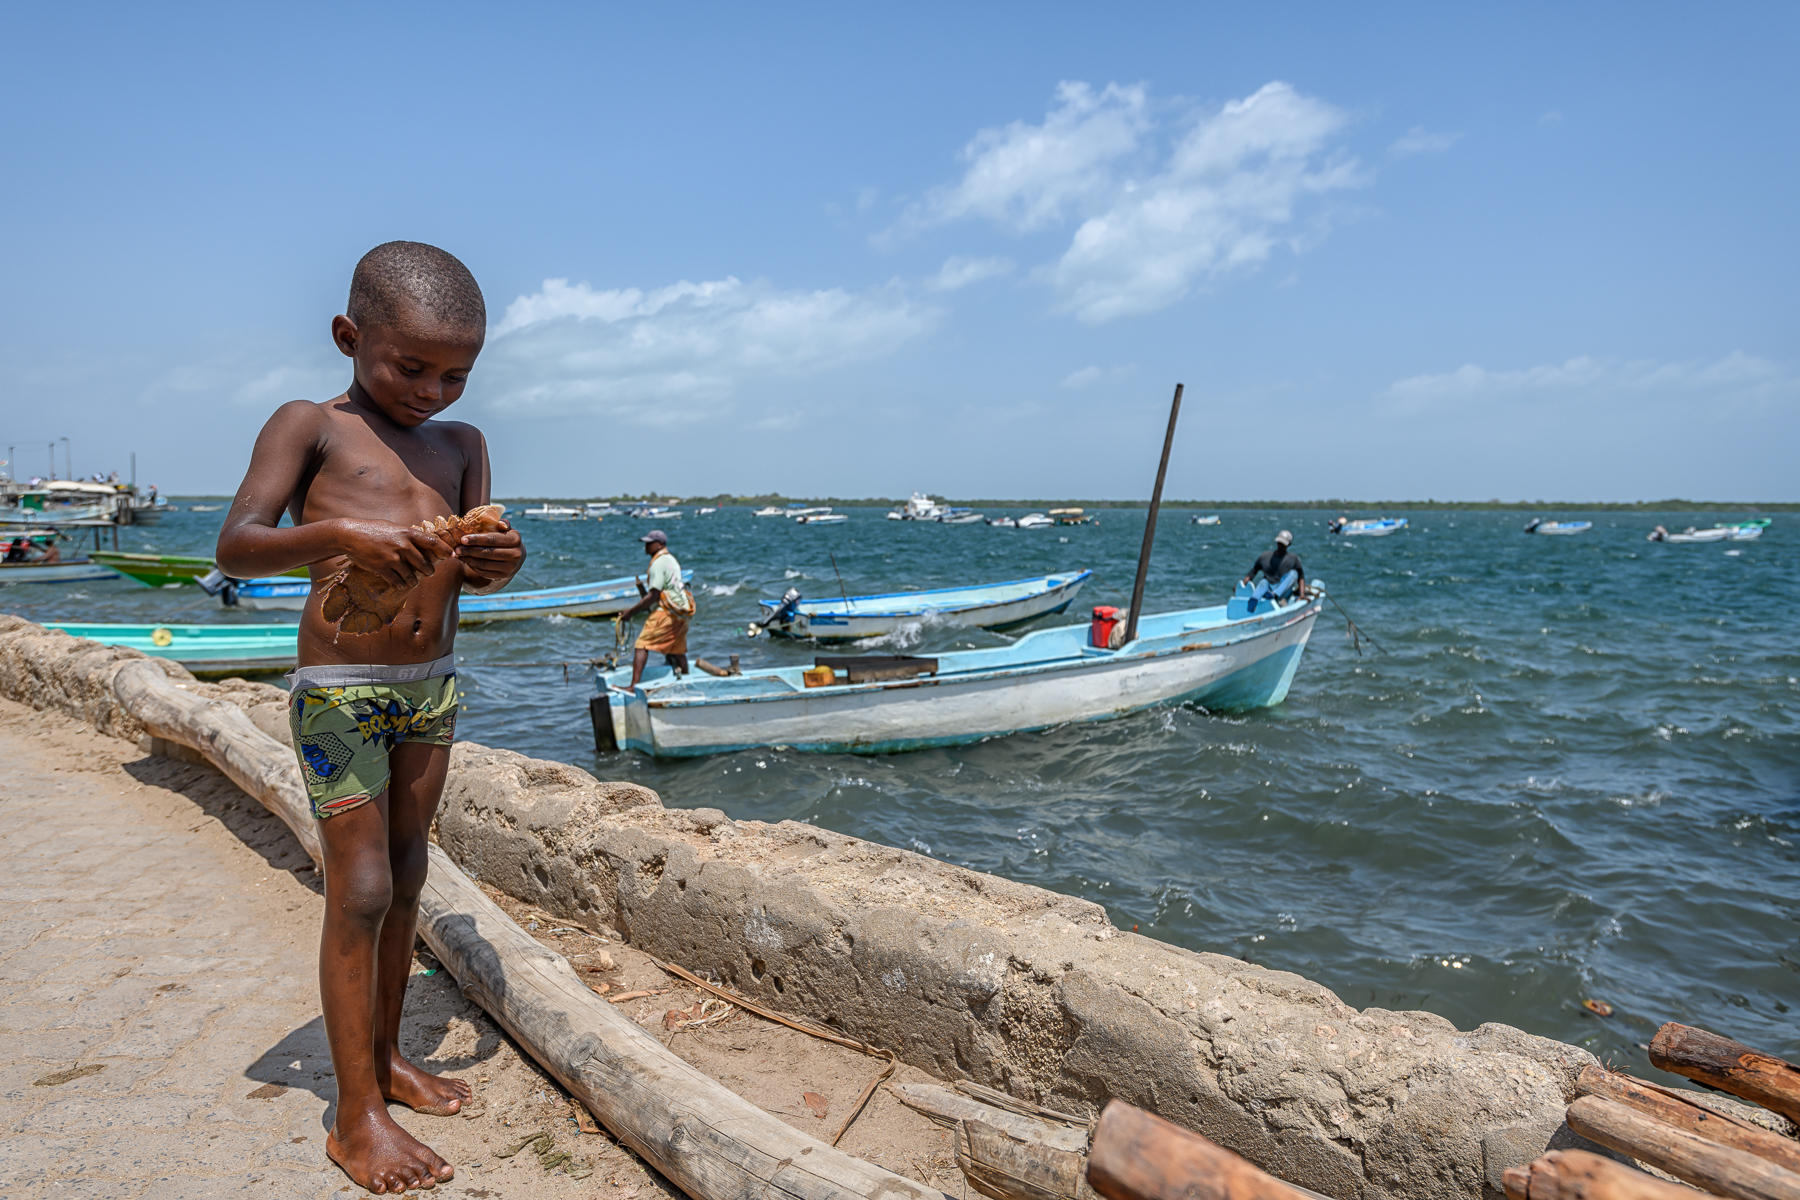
[42,622,298,676]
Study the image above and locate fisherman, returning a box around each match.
[3,537,26,563]
[620,529,694,686]
[1242,530,1306,599]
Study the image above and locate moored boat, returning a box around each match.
[225,571,694,621]
[986,517,1017,528]
[40,622,298,675]
[795,513,847,525]
[751,570,1091,641]
[1049,507,1091,526]
[1330,517,1408,537]
[1523,519,1593,535]
[752,505,787,517]
[887,493,945,521]
[90,552,308,588]
[600,587,1321,756]
[523,504,582,520]
[0,558,120,584]
[935,508,984,524]
[1016,513,1054,529]
[1191,514,1221,525]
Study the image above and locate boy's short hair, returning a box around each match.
[347,241,486,334]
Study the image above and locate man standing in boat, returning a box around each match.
[1242,530,1307,599]
[620,530,694,686]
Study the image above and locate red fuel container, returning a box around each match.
[1089,605,1120,648]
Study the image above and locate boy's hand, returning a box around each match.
[454,520,525,591]
[336,520,450,589]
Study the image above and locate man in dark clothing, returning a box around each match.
[1243,530,1306,598]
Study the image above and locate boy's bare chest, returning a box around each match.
[306,420,464,522]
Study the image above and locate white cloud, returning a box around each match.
[898,80,1366,323]
[1060,363,1136,389]
[929,255,1015,292]
[906,81,1149,234]
[1383,351,1796,415]
[480,276,939,423]
[1389,126,1462,157]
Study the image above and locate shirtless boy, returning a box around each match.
[217,241,524,1193]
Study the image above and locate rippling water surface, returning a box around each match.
[9,502,1796,1071]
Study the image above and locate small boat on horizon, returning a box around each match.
[887,492,945,521]
[1049,508,1092,526]
[795,512,847,525]
[749,570,1091,642]
[1524,518,1593,535]
[0,558,119,584]
[1330,517,1408,537]
[1191,515,1221,525]
[523,503,582,520]
[936,508,984,524]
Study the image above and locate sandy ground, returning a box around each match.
[0,694,959,1198]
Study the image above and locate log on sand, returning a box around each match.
[1503,1149,1703,1200]
[1564,1095,1800,1200]
[1651,1023,1800,1127]
[1576,1065,1800,1175]
[111,660,944,1200]
[889,1082,1092,1200]
[1087,1100,1315,1200]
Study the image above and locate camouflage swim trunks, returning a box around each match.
[287,656,458,819]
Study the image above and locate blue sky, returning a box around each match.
[2,3,1795,500]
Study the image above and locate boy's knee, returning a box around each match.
[334,867,395,929]
[390,841,430,903]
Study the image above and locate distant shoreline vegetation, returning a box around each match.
[168,494,1798,512]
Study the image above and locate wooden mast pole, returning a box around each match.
[1123,383,1183,647]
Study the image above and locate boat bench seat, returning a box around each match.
[814,654,939,683]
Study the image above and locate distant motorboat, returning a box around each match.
[785,506,832,520]
[1722,518,1770,541]
[752,506,787,517]
[523,504,582,520]
[1524,519,1593,535]
[583,502,618,518]
[694,507,719,515]
[188,504,224,513]
[1191,515,1221,526]
[1049,507,1092,526]
[1016,513,1054,529]
[1330,517,1408,537]
[936,508,984,524]
[987,517,1017,528]
[1649,524,1728,544]
[795,513,847,525]
[631,506,683,520]
[888,492,945,521]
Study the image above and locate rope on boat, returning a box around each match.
[1323,591,1386,655]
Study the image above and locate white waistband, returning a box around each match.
[287,655,456,691]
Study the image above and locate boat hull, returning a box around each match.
[90,553,307,587]
[0,560,119,584]
[230,571,693,622]
[42,623,298,676]
[762,572,1089,641]
[603,597,1319,756]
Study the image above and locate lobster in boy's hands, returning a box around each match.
[321,504,509,635]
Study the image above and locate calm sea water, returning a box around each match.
[8,502,1796,1074]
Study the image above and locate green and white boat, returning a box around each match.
[89,552,307,588]
[41,622,298,676]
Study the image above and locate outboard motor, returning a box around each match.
[746,588,803,637]
[196,566,240,607]
[1524,518,1542,534]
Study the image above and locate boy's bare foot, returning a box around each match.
[379,1052,474,1116]
[326,1109,454,1193]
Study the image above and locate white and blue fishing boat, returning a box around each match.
[1523,518,1593,535]
[751,570,1091,642]
[1330,517,1408,537]
[595,583,1321,757]
[224,571,694,622]
[0,558,119,584]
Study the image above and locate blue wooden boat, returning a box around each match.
[1330,517,1408,537]
[226,571,693,622]
[752,571,1090,641]
[1523,519,1593,535]
[42,623,298,676]
[596,587,1323,757]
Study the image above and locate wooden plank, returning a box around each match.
[111,659,946,1200]
[1650,1023,1800,1125]
[1576,1065,1800,1174]
[1087,1099,1313,1200]
[955,1081,1088,1127]
[1503,1149,1704,1200]
[889,1082,1088,1152]
[957,1118,1091,1200]
[1564,1094,1800,1200]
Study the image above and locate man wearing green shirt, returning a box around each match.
[620,530,694,686]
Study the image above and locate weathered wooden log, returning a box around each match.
[1087,1100,1314,1200]
[1565,1094,1800,1200]
[1577,1065,1800,1175]
[112,658,946,1200]
[890,1082,1088,1151]
[956,1117,1092,1200]
[1502,1149,1703,1200]
[1651,1023,1800,1126]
